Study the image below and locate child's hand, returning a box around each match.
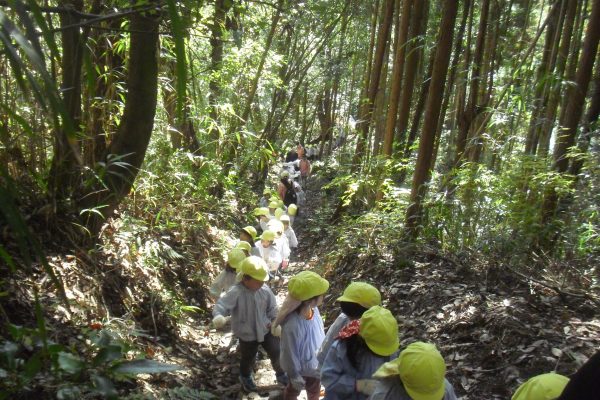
[271,324,282,337]
[356,379,378,395]
[212,315,227,329]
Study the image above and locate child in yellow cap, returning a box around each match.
[321,306,399,399]
[239,226,260,256]
[512,373,569,400]
[280,215,298,250]
[212,256,288,393]
[255,230,283,279]
[209,248,246,298]
[369,341,457,400]
[317,282,381,367]
[272,271,329,400]
[259,188,271,208]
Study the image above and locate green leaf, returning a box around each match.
[23,351,42,381]
[180,305,202,313]
[93,345,123,367]
[58,352,84,374]
[91,374,118,399]
[112,359,183,375]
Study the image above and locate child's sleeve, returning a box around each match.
[266,289,278,321]
[289,229,298,248]
[281,321,303,381]
[320,341,356,397]
[212,286,237,318]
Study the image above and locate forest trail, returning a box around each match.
[142,172,600,400]
[155,177,327,400]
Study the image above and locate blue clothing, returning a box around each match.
[317,313,351,367]
[368,377,458,400]
[213,282,278,342]
[322,339,396,400]
[280,307,325,380]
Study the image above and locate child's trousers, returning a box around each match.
[284,376,320,400]
[239,332,283,377]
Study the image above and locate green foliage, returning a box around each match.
[0,323,183,399]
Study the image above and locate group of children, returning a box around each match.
[207,163,595,399]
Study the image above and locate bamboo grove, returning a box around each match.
[0,0,599,260]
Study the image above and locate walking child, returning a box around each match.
[321,306,400,399]
[318,282,381,367]
[280,215,298,250]
[212,256,288,392]
[259,188,271,208]
[209,248,246,298]
[254,230,283,278]
[272,271,329,400]
[369,342,458,400]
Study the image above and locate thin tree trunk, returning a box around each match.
[541,0,600,225]
[49,0,84,203]
[351,0,395,171]
[382,0,413,157]
[405,0,459,238]
[393,0,428,151]
[538,0,583,157]
[453,0,490,168]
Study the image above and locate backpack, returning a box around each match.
[283,182,297,206]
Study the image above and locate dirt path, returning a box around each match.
[160,179,325,400]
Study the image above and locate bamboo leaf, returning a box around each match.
[112,359,184,375]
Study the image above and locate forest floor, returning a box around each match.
[145,177,600,399]
[3,175,599,400]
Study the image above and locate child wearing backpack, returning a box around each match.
[212,256,288,392]
[317,282,381,367]
[321,306,400,399]
[272,271,329,400]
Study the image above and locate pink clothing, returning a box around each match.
[299,159,311,176]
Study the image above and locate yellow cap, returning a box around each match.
[280,215,290,223]
[254,207,269,217]
[260,230,276,241]
[268,201,279,209]
[277,200,285,208]
[281,171,289,178]
[240,256,268,282]
[242,226,257,240]
[288,271,329,301]
[397,342,446,400]
[359,306,399,356]
[511,373,569,400]
[288,204,298,216]
[274,208,285,220]
[263,188,270,195]
[337,282,381,308]
[235,241,252,253]
[227,248,246,271]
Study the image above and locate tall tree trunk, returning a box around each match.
[541,0,600,225]
[351,0,395,171]
[393,0,428,151]
[208,0,233,154]
[538,0,582,157]
[405,0,459,238]
[81,4,160,236]
[524,0,562,155]
[382,0,413,158]
[568,57,600,179]
[49,1,84,204]
[453,0,490,169]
